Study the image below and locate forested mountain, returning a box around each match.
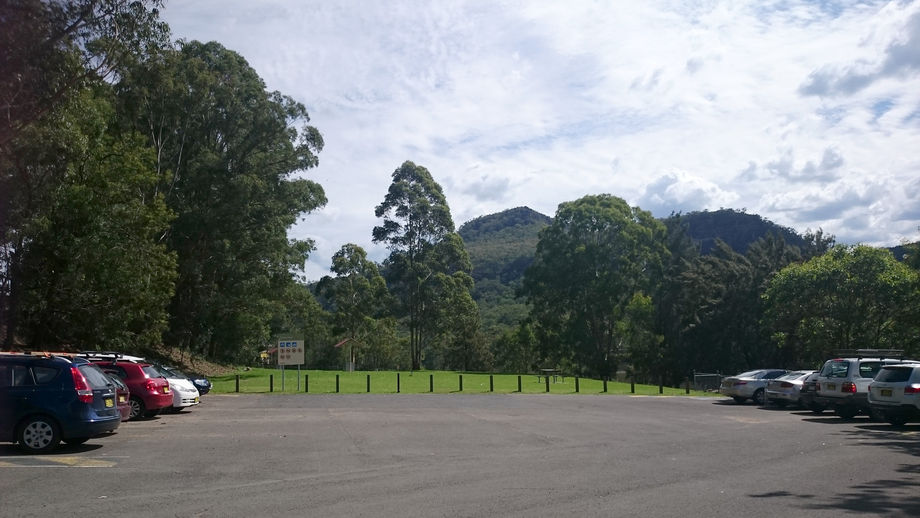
[458,207,550,336]
[678,209,807,254]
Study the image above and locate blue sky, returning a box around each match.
[161,0,920,280]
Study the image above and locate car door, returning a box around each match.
[0,362,38,439]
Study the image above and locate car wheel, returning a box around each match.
[886,415,908,426]
[752,389,765,406]
[17,416,61,454]
[63,437,90,446]
[143,408,161,418]
[834,406,858,419]
[732,396,747,404]
[129,397,146,420]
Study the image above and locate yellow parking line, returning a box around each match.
[0,457,115,468]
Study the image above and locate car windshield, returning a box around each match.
[736,370,764,378]
[163,366,188,378]
[875,367,915,383]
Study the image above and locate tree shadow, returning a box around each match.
[749,425,920,515]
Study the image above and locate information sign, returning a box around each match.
[277,340,304,366]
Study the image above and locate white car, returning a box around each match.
[156,365,200,412]
[815,353,918,419]
[868,364,920,426]
[720,369,788,404]
[765,370,815,408]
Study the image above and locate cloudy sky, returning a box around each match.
[161,0,920,280]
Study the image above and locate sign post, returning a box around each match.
[277,340,304,392]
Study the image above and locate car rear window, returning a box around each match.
[79,364,115,389]
[857,361,882,379]
[821,361,849,378]
[142,365,163,378]
[875,367,915,383]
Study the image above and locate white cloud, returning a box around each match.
[161,0,920,279]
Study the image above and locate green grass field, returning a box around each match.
[210,368,717,397]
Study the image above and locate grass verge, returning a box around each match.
[210,368,717,397]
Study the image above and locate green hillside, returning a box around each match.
[458,207,550,336]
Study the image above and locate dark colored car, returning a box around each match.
[90,360,172,420]
[0,353,121,453]
[104,373,132,421]
[799,372,825,413]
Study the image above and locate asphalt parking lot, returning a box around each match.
[1,394,918,517]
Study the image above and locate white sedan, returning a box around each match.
[155,365,200,412]
[720,369,788,404]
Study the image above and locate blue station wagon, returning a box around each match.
[0,353,122,453]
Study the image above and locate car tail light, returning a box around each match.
[733,381,747,386]
[780,382,793,388]
[842,382,857,393]
[70,367,94,403]
[145,379,160,393]
[905,384,920,394]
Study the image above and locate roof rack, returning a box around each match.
[834,349,904,360]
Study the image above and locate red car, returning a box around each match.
[91,360,171,420]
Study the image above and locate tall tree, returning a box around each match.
[676,234,802,374]
[373,161,476,370]
[1,0,168,349]
[764,245,920,364]
[317,244,391,369]
[11,90,175,351]
[522,195,669,378]
[114,40,326,361]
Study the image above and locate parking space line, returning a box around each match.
[0,456,116,468]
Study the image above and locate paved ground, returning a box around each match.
[1,394,918,517]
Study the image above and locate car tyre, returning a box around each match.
[732,396,746,404]
[834,406,858,419]
[63,437,90,446]
[17,416,61,454]
[752,389,765,406]
[143,408,161,418]
[129,396,146,420]
[885,415,908,426]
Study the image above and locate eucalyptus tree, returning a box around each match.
[373,161,477,371]
[1,0,171,350]
[764,245,920,364]
[317,244,393,369]
[677,234,802,373]
[10,92,176,351]
[115,41,326,360]
[522,195,668,378]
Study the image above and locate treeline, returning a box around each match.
[1,1,325,361]
[2,2,918,380]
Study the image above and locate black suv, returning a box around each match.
[0,353,122,453]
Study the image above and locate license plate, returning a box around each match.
[826,383,836,390]
[881,389,892,397]
[104,398,114,408]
